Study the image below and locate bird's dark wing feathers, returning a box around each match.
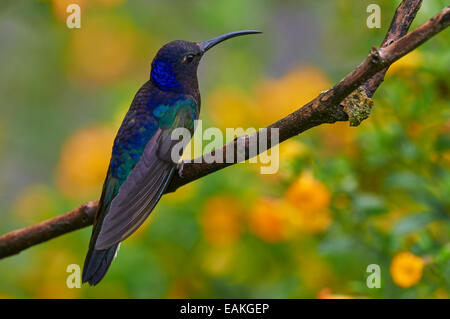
[82,172,120,284]
[94,103,195,250]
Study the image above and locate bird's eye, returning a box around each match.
[183,54,195,64]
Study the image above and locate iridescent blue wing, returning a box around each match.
[83,82,160,285]
[94,98,197,250]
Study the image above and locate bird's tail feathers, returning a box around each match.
[82,243,119,286]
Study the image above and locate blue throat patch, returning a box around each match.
[150,60,180,89]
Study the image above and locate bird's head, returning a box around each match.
[150,30,262,92]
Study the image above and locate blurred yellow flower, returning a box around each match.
[248,197,288,242]
[279,139,308,160]
[206,66,329,134]
[56,126,115,200]
[284,171,331,234]
[285,171,330,211]
[206,87,259,130]
[387,50,422,76]
[257,66,330,125]
[201,196,243,247]
[318,121,356,156]
[285,204,331,235]
[51,0,86,21]
[12,185,57,224]
[390,252,424,288]
[66,19,138,85]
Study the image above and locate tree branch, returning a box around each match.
[0,201,98,259]
[363,0,423,97]
[1,1,448,259]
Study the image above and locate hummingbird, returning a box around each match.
[82,30,261,285]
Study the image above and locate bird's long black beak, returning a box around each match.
[197,30,262,53]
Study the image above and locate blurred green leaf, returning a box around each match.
[353,193,387,216]
[392,212,437,236]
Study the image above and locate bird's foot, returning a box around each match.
[176,161,185,178]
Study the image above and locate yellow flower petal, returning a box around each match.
[257,66,330,125]
[56,126,115,200]
[390,252,424,288]
[201,196,243,247]
[387,50,422,76]
[248,198,288,242]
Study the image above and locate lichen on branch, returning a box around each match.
[342,87,374,127]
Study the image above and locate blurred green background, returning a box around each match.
[0,0,449,298]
